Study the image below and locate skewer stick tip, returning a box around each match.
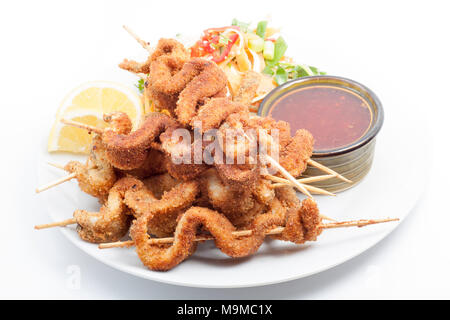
[47,162,65,170]
[264,155,314,199]
[320,218,399,229]
[35,172,77,193]
[34,218,76,230]
[307,159,352,184]
[122,25,152,53]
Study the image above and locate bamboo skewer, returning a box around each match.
[263,154,313,199]
[35,162,74,194]
[97,218,399,249]
[122,25,152,53]
[47,162,65,170]
[296,174,336,184]
[320,218,399,229]
[34,213,336,231]
[266,175,335,196]
[307,159,352,184]
[35,173,76,193]
[34,218,76,230]
[319,215,337,222]
[60,118,103,134]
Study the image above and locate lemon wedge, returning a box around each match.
[48,81,144,154]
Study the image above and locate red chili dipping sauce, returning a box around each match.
[268,86,372,151]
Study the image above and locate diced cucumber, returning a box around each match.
[263,41,275,60]
[249,37,264,53]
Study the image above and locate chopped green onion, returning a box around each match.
[262,66,274,76]
[219,34,231,45]
[256,21,268,38]
[295,65,310,77]
[249,37,264,53]
[275,67,288,85]
[263,41,275,60]
[266,36,288,66]
[309,66,319,74]
[231,18,250,32]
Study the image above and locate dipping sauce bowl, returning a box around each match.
[258,75,384,192]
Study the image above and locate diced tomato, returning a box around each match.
[190,26,240,61]
[211,33,239,63]
[190,40,205,57]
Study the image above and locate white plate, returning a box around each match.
[37,87,426,288]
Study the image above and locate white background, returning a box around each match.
[0,0,449,299]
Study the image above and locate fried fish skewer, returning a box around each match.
[98,217,399,249]
[58,119,347,182]
[37,134,118,200]
[35,179,200,238]
[59,118,322,198]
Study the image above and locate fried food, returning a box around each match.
[150,38,190,70]
[146,85,179,116]
[192,98,246,132]
[64,135,116,203]
[103,112,178,170]
[121,39,190,114]
[146,46,228,126]
[119,38,189,75]
[233,71,261,106]
[279,129,314,177]
[216,110,313,178]
[201,169,261,227]
[273,198,322,243]
[36,32,397,274]
[173,59,227,126]
[274,185,301,210]
[120,148,168,179]
[215,163,260,189]
[126,180,200,237]
[165,160,209,181]
[119,56,153,74]
[130,195,323,271]
[247,115,292,149]
[253,178,275,204]
[143,172,179,199]
[74,176,147,243]
[103,112,133,134]
[208,110,263,188]
[159,126,210,180]
[130,196,322,271]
